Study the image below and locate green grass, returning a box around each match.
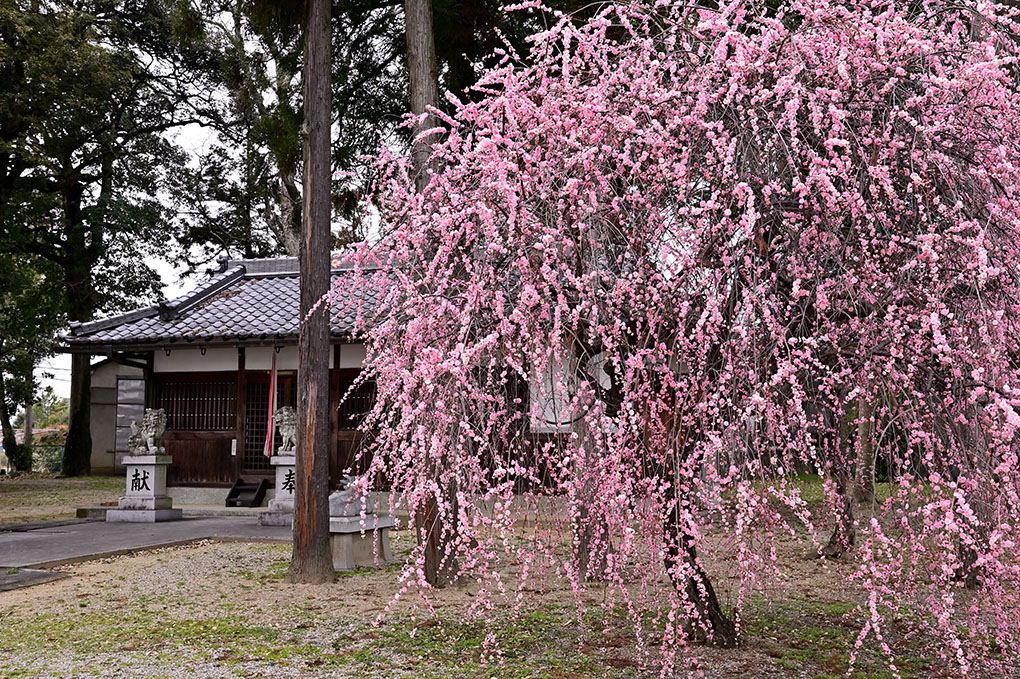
[742,596,932,679]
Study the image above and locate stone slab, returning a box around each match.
[257,511,293,527]
[117,495,174,511]
[0,567,69,592]
[267,497,293,513]
[106,508,184,523]
[330,526,394,571]
[329,514,395,533]
[120,455,172,465]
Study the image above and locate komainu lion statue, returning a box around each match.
[130,408,167,454]
[273,406,297,454]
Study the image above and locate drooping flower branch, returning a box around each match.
[338,0,1020,672]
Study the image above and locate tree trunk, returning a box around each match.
[405,0,440,192]
[853,397,876,504]
[663,456,737,648]
[571,401,612,581]
[60,185,96,477]
[0,373,24,471]
[817,472,856,558]
[62,352,92,476]
[285,0,334,585]
[956,401,991,589]
[20,397,33,471]
[405,0,458,587]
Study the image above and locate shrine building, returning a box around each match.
[61,256,380,489]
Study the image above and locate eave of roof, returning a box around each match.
[60,256,386,352]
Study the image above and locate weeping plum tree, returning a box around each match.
[342,0,1020,670]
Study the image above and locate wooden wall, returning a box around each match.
[151,347,375,488]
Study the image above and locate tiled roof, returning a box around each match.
[64,257,386,348]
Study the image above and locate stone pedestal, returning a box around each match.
[328,490,395,571]
[106,454,182,523]
[257,454,295,527]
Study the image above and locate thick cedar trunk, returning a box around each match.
[405,0,440,192]
[663,458,737,648]
[406,0,458,587]
[61,185,95,477]
[286,0,334,584]
[63,352,92,476]
[853,397,876,504]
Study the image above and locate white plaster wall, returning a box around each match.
[335,343,366,369]
[154,347,239,372]
[153,343,366,373]
[246,346,300,371]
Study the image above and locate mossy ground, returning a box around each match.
[0,476,1005,677]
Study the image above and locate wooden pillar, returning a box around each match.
[235,347,246,478]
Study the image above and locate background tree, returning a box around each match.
[344,0,1020,668]
[0,255,63,472]
[0,0,219,475]
[13,389,70,431]
[177,0,407,267]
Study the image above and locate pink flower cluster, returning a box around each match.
[337,0,1020,673]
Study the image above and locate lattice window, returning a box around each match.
[152,380,237,431]
[338,378,376,430]
[244,382,273,472]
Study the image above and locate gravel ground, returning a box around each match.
[0,534,994,678]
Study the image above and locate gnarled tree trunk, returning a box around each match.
[663,453,737,647]
[853,397,876,504]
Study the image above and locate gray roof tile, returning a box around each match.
[65,258,386,347]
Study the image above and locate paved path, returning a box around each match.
[0,517,291,569]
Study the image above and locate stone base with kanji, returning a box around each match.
[107,454,182,523]
[257,454,296,527]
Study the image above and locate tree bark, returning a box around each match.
[286,0,334,585]
[663,455,737,648]
[20,397,33,471]
[62,352,92,476]
[0,373,23,471]
[816,408,856,558]
[405,0,458,587]
[853,397,876,504]
[405,0,440,192]
[567,351,612,581]
[60,185,96,477]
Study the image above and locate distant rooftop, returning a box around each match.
[63,256,388,351]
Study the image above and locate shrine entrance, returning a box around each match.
[243,373,296,475]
